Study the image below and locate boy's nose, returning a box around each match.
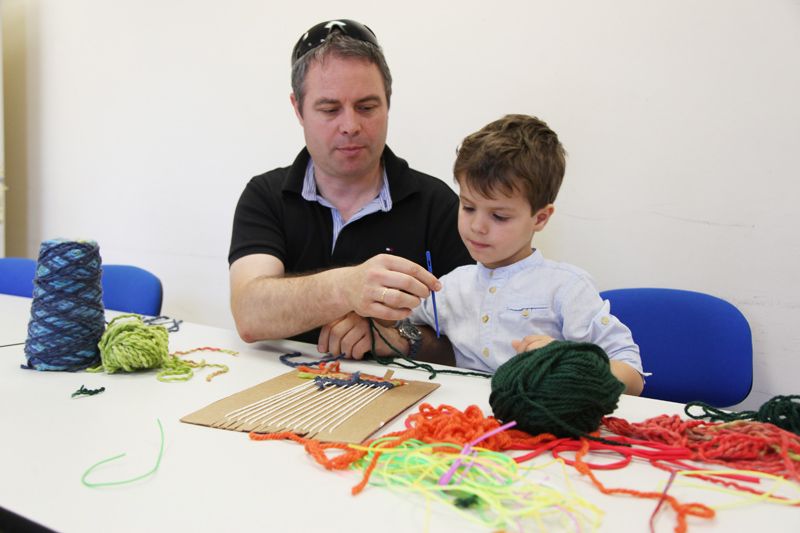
[471,215,489,234]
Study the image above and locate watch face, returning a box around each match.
[399,321,422,341]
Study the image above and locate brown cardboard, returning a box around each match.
[181,371,439,443]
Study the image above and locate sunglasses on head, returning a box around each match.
[291,19,379,64]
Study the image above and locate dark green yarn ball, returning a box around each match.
[489,341,625,438]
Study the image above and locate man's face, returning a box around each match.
[291,55,389,183]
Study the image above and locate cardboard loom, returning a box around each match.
[181,370,439,443]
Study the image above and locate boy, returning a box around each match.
[368,114,644,395]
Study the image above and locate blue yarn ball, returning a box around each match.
[23,239,106,371]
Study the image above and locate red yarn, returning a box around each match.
[603,415,800,484]
[569,438,714,533]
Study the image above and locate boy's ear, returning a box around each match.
[532,204,555,231]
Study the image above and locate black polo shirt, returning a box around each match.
[229,146,473,343]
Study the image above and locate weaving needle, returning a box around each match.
[425,250,440,338]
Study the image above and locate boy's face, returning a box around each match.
[457,178,553,269]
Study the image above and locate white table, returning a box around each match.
[1,294,798,532]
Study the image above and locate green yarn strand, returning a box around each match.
[685,395,800,435]
[81,419,165,488]
[367,318,491,380]
[489,341,624,439]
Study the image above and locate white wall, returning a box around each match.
[0,7,5,256]
[3,0,799,408]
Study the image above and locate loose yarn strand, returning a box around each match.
[367,318,491,380]
[71,385,105,398]
[81,419,165,488]
[685,395,800,436]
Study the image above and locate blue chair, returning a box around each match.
[101,264,163,316]
[0,257,37,297]
[600,288,752,407]
[1,258,162,316]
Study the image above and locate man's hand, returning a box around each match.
[512,334,555,354]
[339,254,441,322]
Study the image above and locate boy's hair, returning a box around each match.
[291,33,393,114]
[454,114,566,213]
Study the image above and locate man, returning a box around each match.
[229,19,472,358]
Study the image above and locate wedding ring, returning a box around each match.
[380,287,388,303]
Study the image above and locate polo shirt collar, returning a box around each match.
[282,145,420,204]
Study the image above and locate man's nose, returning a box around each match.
[338,108,361,135]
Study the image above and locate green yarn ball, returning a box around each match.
[489,341,624,438]
[95,314,170,373]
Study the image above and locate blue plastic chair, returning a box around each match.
[0,257,37,297]
[101,264,163,316]
[600,288,752,407]
[0,258,162,316]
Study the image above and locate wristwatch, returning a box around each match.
[395,319,422,358]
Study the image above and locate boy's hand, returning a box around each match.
[318,312,373,360]
[512,335,555,354]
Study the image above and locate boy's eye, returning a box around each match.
[493,214,509,222]
[461,205,475,212]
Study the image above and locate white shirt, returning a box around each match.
[410,250,644,374]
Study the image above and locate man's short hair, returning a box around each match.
[454,114,566,213]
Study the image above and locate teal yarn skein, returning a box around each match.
[23,239,106,371]
[489,341,625,439]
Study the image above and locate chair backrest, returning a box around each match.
[0,257,37,297]
[1,258,162,315]
[101,264,163,316]
[600,287,752,407]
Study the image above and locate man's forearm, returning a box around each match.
[232,269,351,342]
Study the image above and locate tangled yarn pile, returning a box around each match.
[89,315,232,382]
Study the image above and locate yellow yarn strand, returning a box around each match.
[347,437,602,531]
[675,469,800,508]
